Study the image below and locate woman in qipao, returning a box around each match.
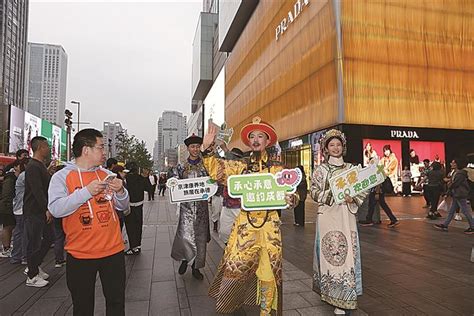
[310,129,368,315]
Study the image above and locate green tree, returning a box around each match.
[115,132,153,170]
[133,140,153,170]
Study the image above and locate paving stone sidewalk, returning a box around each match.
[0,196,364,315]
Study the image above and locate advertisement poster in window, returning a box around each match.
[362,139,401,190]
[24,112,42,156]
[9,106,25,153]
[52,125,62,160]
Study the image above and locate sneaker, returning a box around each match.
[26,275,49,288]
[426,213,437,220]
[24,267,49,280]
[388,221,400,228]
[359,220,374,227]
[192,268,204,280]
[464,228,474,235]
[433,224,448,231]
[21,259,27,265]
[178,260,188,275]
[0,248,12,258]
[124,249,135,255]
[55,260,66,268]
[454,214,463,221]
[334,307,346,315]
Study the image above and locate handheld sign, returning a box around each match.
[329,160,386,204]
[227,168,302,211]
[166,176,218,204]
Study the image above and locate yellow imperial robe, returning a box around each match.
[203,151,285,315]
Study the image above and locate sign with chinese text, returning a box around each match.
[227,168,302,211]
[329,162,386,204]
[166,176,218,204]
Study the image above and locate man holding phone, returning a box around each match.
[48,129,129,316]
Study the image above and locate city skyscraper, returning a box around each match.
[25,42,68,126]
[0,0,29,110]
[156,111,187,171]
[102,121,126,159]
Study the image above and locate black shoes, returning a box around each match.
[178,260,188,275]
[426,213,437,220]
[192,268,204,280]
[464,227,474,235]
[178,261,203,280]
[433,224,448,231]
[388,221,400,228]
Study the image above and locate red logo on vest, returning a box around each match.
[97,211,111,223]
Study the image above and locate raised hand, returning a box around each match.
[202,123,218,151]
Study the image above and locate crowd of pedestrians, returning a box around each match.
[1,123,473,316]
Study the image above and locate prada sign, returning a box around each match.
[275,0,310,41]
[390,130,420,139]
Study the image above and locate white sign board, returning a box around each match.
[166,176,218,204]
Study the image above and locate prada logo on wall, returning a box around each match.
[390,130,420,139]
[275,0,310,41]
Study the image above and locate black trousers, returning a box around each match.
[423,186,431,205]
[402,182,411,196]
[158,185,166,196]
[428,186,442,213]
[124,205,143,249]
[25,213,54,278]
[366,191,397,223]
[66,251,125,316]
[148,185,156,200]
[293,200,305,226]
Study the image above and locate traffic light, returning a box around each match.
[65,109,73,128]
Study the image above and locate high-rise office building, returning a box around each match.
[102,121,126,159]
[0,0,29,110]
[156,111,187,171]
[25,42,68,126]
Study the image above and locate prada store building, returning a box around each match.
[219,0,474,175]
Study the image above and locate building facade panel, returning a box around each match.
[225,0,338,148]
[342,0,474,129]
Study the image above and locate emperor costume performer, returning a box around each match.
[310,129,368,314]
[170,135,211,280]
[201,117,298,315]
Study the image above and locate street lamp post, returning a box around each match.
[71,101,80,132]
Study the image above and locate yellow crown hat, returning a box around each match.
[319,129,347,159]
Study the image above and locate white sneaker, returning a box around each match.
[26,275,49,287]
[0,248,12,258]
[24,266,49,280]
[334,307,346,314]
[454,214,463,221]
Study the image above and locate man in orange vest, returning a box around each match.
[48,128,129,316]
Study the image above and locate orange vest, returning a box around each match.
[62,169,124,259]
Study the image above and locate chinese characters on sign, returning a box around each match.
[227,168,302,211]
[329,161,386,204]
[166,176,218,204]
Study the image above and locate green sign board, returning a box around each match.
[227,168,302,211]
[329,160,386,204]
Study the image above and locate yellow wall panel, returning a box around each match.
[225,0,339,148]
[342,0,474,129]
